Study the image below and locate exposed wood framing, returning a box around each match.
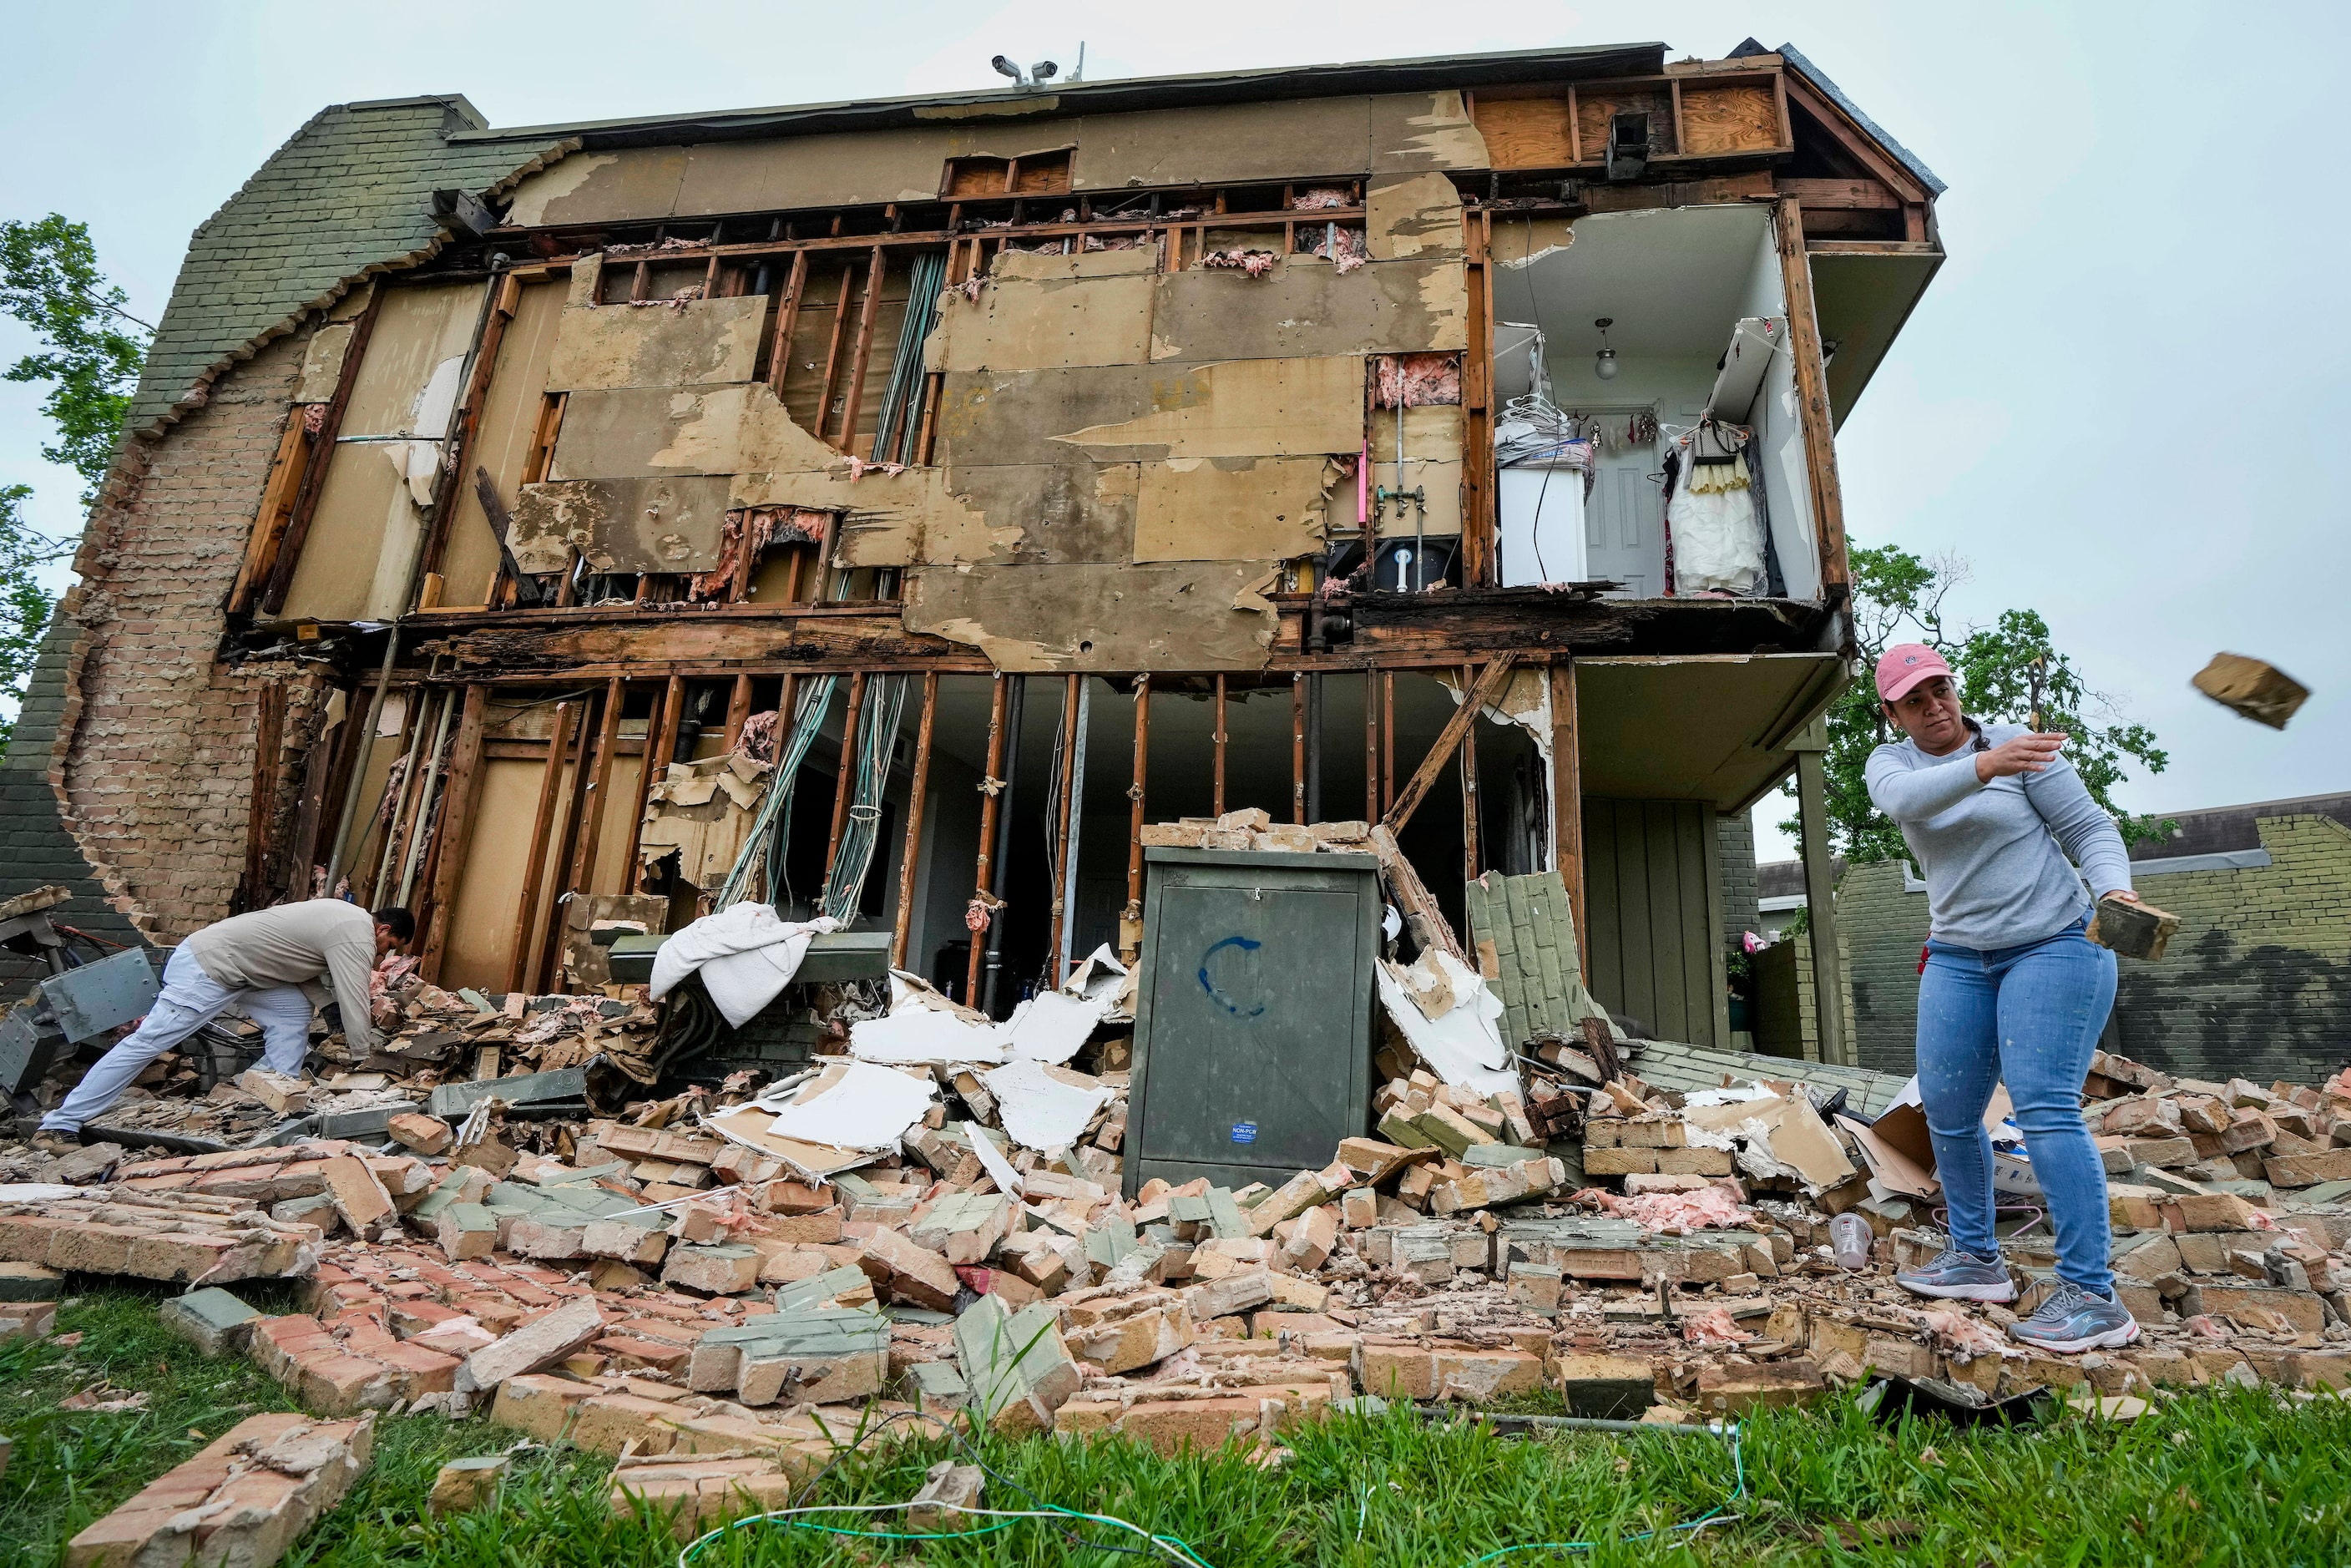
[766,250,810,398]
[1382,671,1396,815]
[568,675,628,896]
[1290,674,1307,826]
[508,697,579,991]
[1047,673,1079,977]
[239,681,287,909]
[1382,654,1518,836]
[838,245,890,455]
[1459,661,1481,882]
[624,674,680,889]
[1363,670,1379,822]
[1462,208,1495,588]
[721,674,753,753]
[966,674,1008,1002]
[422,276,520,583]
[822,671,869,888]
[535,685,599,990]
[1548,659,1586,981]
[1211,674,1227,817]
[230,413,313,616]
[420,685,489,984]
[260,291,382,615]
[892,670,938,969]
[1123,675,1150,962]
[1772,197,1850,597]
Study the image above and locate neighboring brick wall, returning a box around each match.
[48,339,323,946]
[1838,858,1930,1075]
[1716,812,1757,948]
[1839,815,2351,1085]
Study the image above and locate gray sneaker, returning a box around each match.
[1895,1247,2016,1302]
[2008,1282,2140,1354]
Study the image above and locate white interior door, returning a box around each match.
[1585,440,1666,599]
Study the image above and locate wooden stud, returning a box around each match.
[1211,673,1227,818]
[1382,671,1396,815]
[1548,660,1585,982]
[1772,197,1850,595]
[382,688,445,905]
[625,675,680,890]
[508,698,578,992]
[822,670,869,889]
[892,670,938,969]
[837,245,890,454]
[568,676,627,894]
[1046,672,1079,977]
[1364,670,1379,824]
[1383,654,1517,837]
[240,682,287,908]
[1291,675,1307,825]
[766,250,810,398]
[722,674,753,752]
[1124,675,1150,961]
[535,685,600,991]
[420,685,488,985]
[260,291,381,615]
[815,262,857,448]
[230,412,312,615]
[967,674,1009,1002]
[420,275,519,584]
[1459,662,1480,883]
[1461,210,1496,589]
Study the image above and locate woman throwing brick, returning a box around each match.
[1866,644,2142,1353]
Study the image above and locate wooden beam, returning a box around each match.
[420,685,488,984]
[1459,661,1480,883]
[814,262,857,449]
[1123,675,1150,962]
[837,245,890,454]
[531,687,598,989]
[721,674,753,752]
[1777,177,1899,210]
[1211,673,1227,817]
[1773,197,1850,596]
[260,291,381,615]
[766,250,810,399]
[966,674,1008,1002]
[240,681,286,909]
[1291,674,1307,825]
[508,697,578,992]
[627,674,681,890]
[567,676,627,897]
[230,412,311,616]
[1382,671,1396,815]
[1548,660,1586,982]
[892,670,938,969]
[1363,670,1380,823]
[422,275,519,584]
[822,670,868,889]
[1381,654,1518,837]
[1047,673,1079,978]
[1461,209,1495,589]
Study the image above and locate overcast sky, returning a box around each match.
[5,1,2345,863]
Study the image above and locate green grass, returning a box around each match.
[3,1285,2348,1566]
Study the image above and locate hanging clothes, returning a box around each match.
[1666,417,1766,595]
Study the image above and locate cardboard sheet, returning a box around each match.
[757,1060,938,1151]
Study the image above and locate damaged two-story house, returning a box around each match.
[1,38,1942,1076]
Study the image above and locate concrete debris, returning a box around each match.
[63,1412,372,1568]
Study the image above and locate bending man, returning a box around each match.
[39,901,413,1141]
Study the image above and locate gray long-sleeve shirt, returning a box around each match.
[1864,722,2133,950]
[184,899,379,1054]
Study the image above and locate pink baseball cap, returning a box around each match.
[1875,643,1954,703]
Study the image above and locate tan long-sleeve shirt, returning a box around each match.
[184,899,380,1054]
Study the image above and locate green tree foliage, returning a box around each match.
[0,213,146,761]
[2,213,149,504]
[1787,544,2171,863]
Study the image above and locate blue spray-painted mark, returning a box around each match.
[1197,934,1266,1018]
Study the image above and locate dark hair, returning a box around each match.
[372,907,417,942]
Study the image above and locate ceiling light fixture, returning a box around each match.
[1594,317,1620,382]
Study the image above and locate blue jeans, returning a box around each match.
[1917,915,2117,1296]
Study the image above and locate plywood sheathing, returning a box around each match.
[544,296,766,392]
[1365,173,1468,262]
[1133,457,1342,564]
[505,124,1080,227]
[551,385,764,479]
[905,561,1280,671]
[1072,98,1374,190]
[1368,91,1490,172]
[440,277,566,608]
[924,250,1159,374]
[1021,358,1367,462]
[1147,257,1465,362]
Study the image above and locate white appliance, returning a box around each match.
[1496,465,1587,588]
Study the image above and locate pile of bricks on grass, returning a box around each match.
[61,1412,372,1568]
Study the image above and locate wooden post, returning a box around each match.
[568,677,627,894]
[625,675,680,891]
[230,413,312,615]
[535,688,599,990]
[1211,674,1227,818]
[966,675,1009,1002]
[240,683,287,909]
[1791,721,1850,1065]
[1382,671,1396,815]
[815,263,857,448]
[1364,669,1379,825]
[892,671,938,969]
[1460,662,1481,883]
[1291,674,1307,825]
[1773,196,1850,597]
[1548,660,1586,982]
[1460,209,1495,589]
[420,685,488,984]
[766,250,809,398]
[721,674,753,753]
[1047,673,1080,977]
[1124,675,1150,962]
[836,246,889,450]
[508,698,578,992]
[421,274,519,584]
[261,291,382,615]
[822,671,869,888]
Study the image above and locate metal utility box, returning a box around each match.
[1125,848,1381,1196]
[40,947,159,1042]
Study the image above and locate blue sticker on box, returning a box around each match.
[1231,1121,1258,1145]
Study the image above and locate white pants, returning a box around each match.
[41,945,316,1133]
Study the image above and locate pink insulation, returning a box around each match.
[1374,352,1463,408]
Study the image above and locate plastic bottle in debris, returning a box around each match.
[1829,1212,1872,1269]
